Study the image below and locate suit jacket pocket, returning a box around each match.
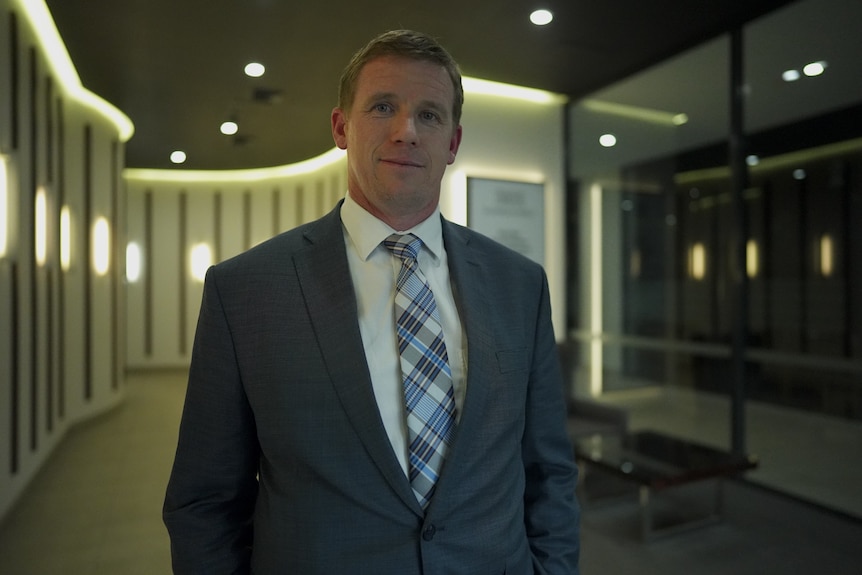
[496,348,527,373]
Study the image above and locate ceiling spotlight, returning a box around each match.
[746,154,760,167]
[170,151,187,164]
[782,69,801,82]
[220,121,239,135]
[244,62,265,78]
[803,61,826,77]
[599,134,617,148]
[530,9,553,26]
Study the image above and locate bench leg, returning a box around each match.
[639,486,653,541]
[640,480,725,542]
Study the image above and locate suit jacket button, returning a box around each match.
[422,524,436,541]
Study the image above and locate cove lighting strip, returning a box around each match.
[124,147,348,184]
[462,77,567,105]
[18,0,134,141]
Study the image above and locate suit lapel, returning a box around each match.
[429,220,497,510]
[292,204,423,515]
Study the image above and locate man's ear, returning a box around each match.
[447,124,463,165]
[331,108,348,150]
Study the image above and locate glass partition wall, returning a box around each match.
[567,0,862,518]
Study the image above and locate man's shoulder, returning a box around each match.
[214,206,342,275]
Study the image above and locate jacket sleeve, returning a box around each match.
[163,267,260,574]
[523,271,581,574]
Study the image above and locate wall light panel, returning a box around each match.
[0,156,8,257]
[93,217,110,275]
[60,205,72,271]
[126,242,141,282]
[190,243,212,282]
[35,186,47,265]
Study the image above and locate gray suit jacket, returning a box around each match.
[163,202,580,574]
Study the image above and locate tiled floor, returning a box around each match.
[0,370,185,574]
[0,369,860,574]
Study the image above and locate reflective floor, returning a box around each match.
[0,370,859,574]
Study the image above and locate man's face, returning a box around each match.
[331,55,462,229]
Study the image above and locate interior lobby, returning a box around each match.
[1,0,860,573]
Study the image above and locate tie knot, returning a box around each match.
[383,233,423,262]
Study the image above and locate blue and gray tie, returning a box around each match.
[384,233,457,510]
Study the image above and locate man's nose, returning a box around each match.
[391,114,418,144]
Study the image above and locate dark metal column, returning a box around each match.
[729,28,749,455]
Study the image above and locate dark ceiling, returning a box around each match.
[44,0,795,170]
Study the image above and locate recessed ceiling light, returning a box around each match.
[782,69,801,82]
[530,9,553,26]
[220,121,239,135]
[803,61,826,77]
[170,151,187,164]
[746,154,760,166]
[245,62,265,78]
[599,134,617,147]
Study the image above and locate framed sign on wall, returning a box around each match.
[467,177,545,265]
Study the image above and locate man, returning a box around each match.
[164,29,580,574]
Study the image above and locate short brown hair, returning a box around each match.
[337,29,464,126]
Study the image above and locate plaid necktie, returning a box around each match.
[384,233,457,510]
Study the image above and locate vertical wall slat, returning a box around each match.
[214,191,222,263]
[178,191,187,356]
[56,95,65,419]
[272,187,280,235]
[9,262,19,474]
[144,190,153,357]
[28,46,37,452]
[243,190,251,251]
[46,268,53,432]
[83,124,92,400]
[45,76,53,183]
[111,140,119,388]
[9,11,19,150]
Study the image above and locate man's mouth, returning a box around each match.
[380,158,423,168]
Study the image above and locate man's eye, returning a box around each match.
[420,111,440,122]
[374,104,392,113]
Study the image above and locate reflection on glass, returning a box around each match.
[689,243,706,280]
[819,234,834,277]
[746,239,759,278]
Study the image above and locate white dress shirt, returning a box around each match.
[340,194,467,477]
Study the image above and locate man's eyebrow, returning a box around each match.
[358,92,398,108]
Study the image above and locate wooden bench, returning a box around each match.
[574,430,758,541]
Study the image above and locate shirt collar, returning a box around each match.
[341,193,444,262]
